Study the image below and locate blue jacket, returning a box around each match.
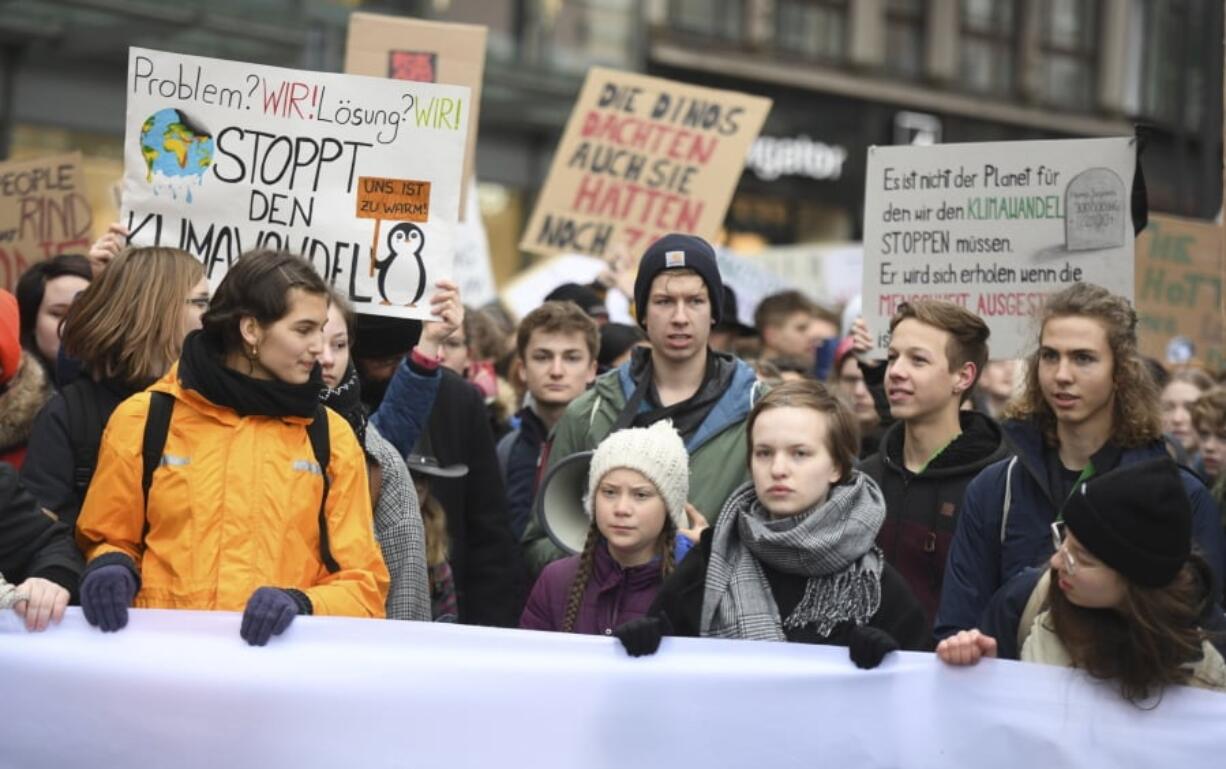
[934,420,1226,640]
[370,359,441,459]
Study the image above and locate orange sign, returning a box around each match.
[356,176,431,276]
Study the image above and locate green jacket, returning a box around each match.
[521,356,761,575]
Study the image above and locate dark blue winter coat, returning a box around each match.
[934,420,1226,641]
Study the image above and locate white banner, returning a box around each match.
[862,137,1136,358]
[2,609,1224,769]
[121,47,469,320]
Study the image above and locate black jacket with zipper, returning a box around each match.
[861,411,1012,627]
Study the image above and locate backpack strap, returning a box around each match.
[999,456,1018,545]
[64,379,103,501]
[141,392,175,510]
[307,406,340,574]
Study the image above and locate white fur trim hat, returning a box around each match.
[584,420,689,531]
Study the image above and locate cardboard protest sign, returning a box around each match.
[121,47,468,320]
[1134,214,1224,370]
[345,12,486,218]
[862,137,1136,358]
[521,67,771,259]
[0,153,93,291]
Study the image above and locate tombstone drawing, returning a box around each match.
[1064,167,1126,251]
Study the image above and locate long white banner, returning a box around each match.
[2,609,1224,768]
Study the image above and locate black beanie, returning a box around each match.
[632,233,723,327]
[1062,458,1191,588]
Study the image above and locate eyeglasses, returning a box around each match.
[1050,521,1077,575]
[185,297,210,310]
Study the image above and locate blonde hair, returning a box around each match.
[62,247,204,386]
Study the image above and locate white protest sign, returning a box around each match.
[863,137,1135,357]
[121,47,469,320]
[453,177,497,306]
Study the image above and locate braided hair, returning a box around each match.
[560,517,680,634]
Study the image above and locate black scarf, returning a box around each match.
[319,362,367,448]
[179,330,323,419]
[627,346,736,442]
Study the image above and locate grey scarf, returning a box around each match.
[700,471,887,641]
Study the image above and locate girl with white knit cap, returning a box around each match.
[520,420,690,635]
[615,381,931,666]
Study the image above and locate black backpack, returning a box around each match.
[68,385,339,574]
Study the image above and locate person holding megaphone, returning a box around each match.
[519,421,701,635]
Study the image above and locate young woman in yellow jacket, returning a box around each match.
[76,250,390,645]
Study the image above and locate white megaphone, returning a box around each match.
[533,450,595,555]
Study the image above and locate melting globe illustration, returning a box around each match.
[140,108,214,202]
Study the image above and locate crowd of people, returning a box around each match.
[2,226,1225,705]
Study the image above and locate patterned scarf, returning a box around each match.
[700,471,887,641]
[319,362,367,448]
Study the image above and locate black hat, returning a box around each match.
[545,283,609,320]
[597,323,646,369]
[405,454,469,479]
[352,314,422,359]
[713,286,756,337]
[1062,458,1191,588]
[632,233,723,326]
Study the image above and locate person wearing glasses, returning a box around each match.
[934,284,1225,641]
[936,458,1226,699]
[22,247,208,533]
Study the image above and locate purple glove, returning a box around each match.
[240,588,306,646]
[80,564,138,632]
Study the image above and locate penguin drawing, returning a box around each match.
[374,222,428,306]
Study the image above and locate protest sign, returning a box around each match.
[345,12,485,218]
[521,67,771,259]
[500,253,631,324]
[120,47,469,320]
[752,242,864,309]
[862,137,1136,358]
[1135,214,1224,370]
[453,178,497,306]
[0,153,92,291]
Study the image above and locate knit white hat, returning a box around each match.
[584,420,689,532]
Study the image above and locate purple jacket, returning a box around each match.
[519,543,663,635]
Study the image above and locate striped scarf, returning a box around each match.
[700,472,886,641]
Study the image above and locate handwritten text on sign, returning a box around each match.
[521,68,771,259]
[121,47,468,320]
[0,154,93,291]
[862,137,1136,358]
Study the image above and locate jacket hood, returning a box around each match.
[881,410,1011,479]
[0,351,52,451]
[610,350,759,452]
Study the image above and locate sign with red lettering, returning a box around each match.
[862,137,1136,359]
[520,67,771,259]
[0,153,92,291]
[345,12,486,219]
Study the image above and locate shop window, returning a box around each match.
[1038,0,1097,109]
[884,0,926,80]
[668,0,745,41]
[775,0,848,62]
[958,0,1016,96]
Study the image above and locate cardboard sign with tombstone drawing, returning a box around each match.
[121,47,469,321]
[521,68,771,259]
[1134,214,1224,371]
[0,153,93,291]
[862,137,1136,358]
[345,12,486,219]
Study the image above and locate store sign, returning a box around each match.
[746,135,847,181]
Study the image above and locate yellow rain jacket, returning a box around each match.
[76,365,389,618]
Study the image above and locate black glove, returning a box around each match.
[614,614,672,657]
[240,588,307,646]
[848,625,900,669]
[80,564,138,632]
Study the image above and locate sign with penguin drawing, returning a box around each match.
[120,47,468,320]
